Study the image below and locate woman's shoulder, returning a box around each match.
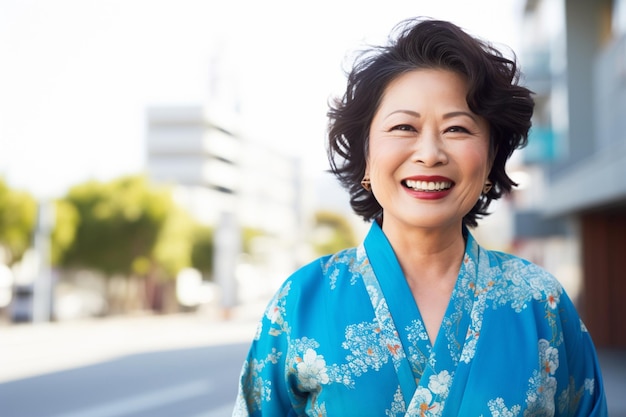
[480,247,567,310]
[282,246,360,290]
[486,248,560,285]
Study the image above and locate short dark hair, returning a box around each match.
[326,18,534,227]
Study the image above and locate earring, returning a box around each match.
[483,180,493,194]
[361,177,371,192]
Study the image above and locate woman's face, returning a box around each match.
[366,68,491,234]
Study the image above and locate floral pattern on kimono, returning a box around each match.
[233,222,607,417]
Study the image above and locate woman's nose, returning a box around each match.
[411,131,448,167]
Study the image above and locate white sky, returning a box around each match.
[0,0,525,198]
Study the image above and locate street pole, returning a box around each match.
[214,210,240,320]
[32,200,54,323]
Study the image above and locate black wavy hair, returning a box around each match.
[327,18,534,227]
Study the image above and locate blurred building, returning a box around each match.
[146,106,311,303]
[519,0,626,347]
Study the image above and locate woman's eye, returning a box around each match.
[391,124,415,132]
[446,126,470,133]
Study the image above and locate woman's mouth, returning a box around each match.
[403,179,453,192]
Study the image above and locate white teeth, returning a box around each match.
[404,180,452,191]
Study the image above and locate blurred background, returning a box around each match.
[0,0,624,416]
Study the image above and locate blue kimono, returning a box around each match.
[233,222,607,416]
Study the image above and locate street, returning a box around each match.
[0,308,263,417]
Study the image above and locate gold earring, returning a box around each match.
[483,180,493,194]
[361,177,371,192]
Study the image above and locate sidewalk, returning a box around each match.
[597,348,626,417]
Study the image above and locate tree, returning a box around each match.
[50,199,79,266]
[58,175,194,311]
[190,224,214,279]
[0,179,37,265]
[151,202,194,280]
[60,176,171,273]
[311,210,358,257]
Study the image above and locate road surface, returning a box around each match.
[0,308,263,417]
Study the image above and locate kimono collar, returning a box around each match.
[364,220,480,268]
[361,221,483,410]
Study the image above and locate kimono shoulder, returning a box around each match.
[480,248,584,352]
[270,247,362,313]
[483,248,565,312]
[271,247,371,330]
[293,248,360,290]
[467,246,608,416]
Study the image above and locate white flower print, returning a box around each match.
[488,259,562,314]
[538,339,559,375]
[296,348,330,390]
[407,319,430,342]
[265,281,291,336]
[546,293,559,309]
[342,320,390,376]
[403,370,453,416]
[237,357,276,413]
[580,319,589,333]
[405,320,430,378]
[557,376,586,414]
[428,371,452,396]
[266,304,280,323]
[328,267,339,290]
[253,319,263,341]
[584,378,595,395]
[385,385,407,417]
[232,392,248,417]
[523,339,559,416]
[366,284,380,306]
[487,398,521,417]
[525,376,557,417]
[407,387,441,416]
[321,248,361,289]
[460,330,478,364]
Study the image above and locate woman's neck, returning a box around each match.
[381,220,466,285]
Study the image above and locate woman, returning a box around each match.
[233,18,607,416]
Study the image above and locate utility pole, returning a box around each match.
[214,210,240,320]
[32,200,54,322]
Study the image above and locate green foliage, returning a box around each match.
[153,204,194,279]
[190,225,214,278]
[311,210,357,256]
[38,173,277,284]
[0,179,37,265]
[58,175,191,279]
[50,199,79,266]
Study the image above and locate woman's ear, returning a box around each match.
[361,166,371,192]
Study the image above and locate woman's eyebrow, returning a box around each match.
[385,109,477,122]
[443,111,478,122]
[385,109,420,118]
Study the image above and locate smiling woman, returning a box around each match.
[327,22,533,229]
[365,69,491,238]
[233,17,608,416]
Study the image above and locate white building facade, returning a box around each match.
[146,105,310,305]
